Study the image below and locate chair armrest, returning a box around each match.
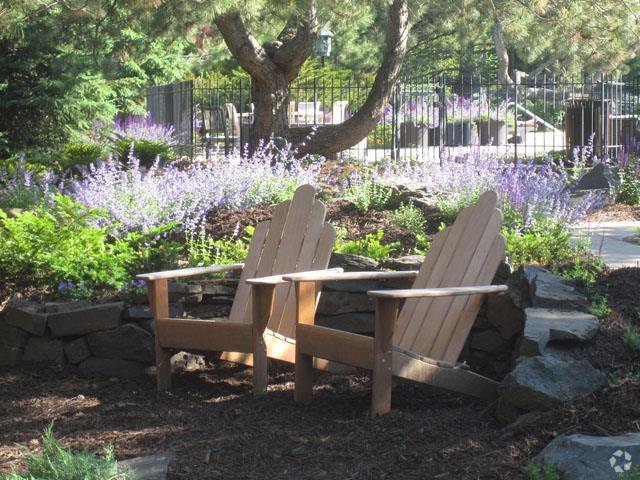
[282,270,419,283]
[367,284,508,299]
[137,263,244,281]
[247,268,344,286]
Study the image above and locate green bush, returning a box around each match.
[335,229,399,260]
[186,225,253,268]
[0,423,133,480]
[623,326,640,353]
[503,223,574,269]
[345,180,398,212]
[60,142,104,170]
[589,294,612,319]
[114,138,174,166]
[0,194,180,291]
[618,166,640,205]
[391,203,426,237]
[523,460,561,480]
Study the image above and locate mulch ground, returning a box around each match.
[2,264,640,480]
[591,203,640,221]
[3,204,640,479]
[204,198,445,256]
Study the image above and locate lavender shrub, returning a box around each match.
[69,140,322,233]
[376,150,600,228]
[0,156,57,209]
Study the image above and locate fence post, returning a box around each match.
[514,79,518,162]
[392,81,400,161]
[439,73,446,164]
[600,73,606,159]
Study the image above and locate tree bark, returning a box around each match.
[214,2,317,149]
[494,20,513,85]
[292,0,411,157]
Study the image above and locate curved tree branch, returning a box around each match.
[292,0,410,157]
[272,1,318,80]
[214,10,278,88]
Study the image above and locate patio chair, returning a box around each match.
[137,184,337,395]
[283,191,508,415]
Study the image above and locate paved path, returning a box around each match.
[571,221,640,269]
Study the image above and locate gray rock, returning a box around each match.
[87,323,155,363]
[120,452,174,480]
[329,252,379,271]
[0,322,29,348]
[79,357,147,378]
[519,308,599,356]
[0,345,23,366]
[139,320,155,335]
[22,336,64,364]
[517,266,590,311]
[316,313,374,334]
[5,302,47,336]
[470,330,511,353]
[317,291,373,315]
[200,282,236,296]
[535,433,640,479]
[124,304,184,321]
[498,355,607,411]
[48,302,123,337]
[184,304,230,319]
[381,255,425,271]
[63,337,91,364]
[44,301,91,313]
[574,163,620,191]
[486,292,524,340]
[170,352,206,371]
[168,282,203,304]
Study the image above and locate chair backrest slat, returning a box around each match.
[228,186,334,341]
[394,191,505,362]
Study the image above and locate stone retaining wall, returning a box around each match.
[0,254,525,379]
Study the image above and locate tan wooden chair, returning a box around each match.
[137,185,337,396]
[283,191,508,415]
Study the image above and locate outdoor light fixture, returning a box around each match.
[314,28,334,58]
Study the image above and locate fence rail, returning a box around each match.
[146,75,640,162]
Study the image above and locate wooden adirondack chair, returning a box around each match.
[137,184,337,395]
[284,190,508,415]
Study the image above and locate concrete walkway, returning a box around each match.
[571,221,640,269]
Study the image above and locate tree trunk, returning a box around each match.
[251,77,290,148]
[494,21,513,85]
[291,0,410,157]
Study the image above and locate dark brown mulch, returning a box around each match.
[591,203,640,221]
[203,198,447,257]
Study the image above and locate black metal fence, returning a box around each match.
[146,75,640,162]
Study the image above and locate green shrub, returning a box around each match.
[618,166,640,205]
[186,225,253,268]
[589,294,612,319]
[0,194,180,291]
[345,180,398,212]
[623,326,640,354]
[60,142,104,170]
[413,234,431,255]
[391,203,425,237]
[335,229,399,260]
[523,460,561,480]
[114,138,174,166]
[1,423,133,480]
[503,223,574,269]
[558,254,605,286]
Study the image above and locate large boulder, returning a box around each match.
[519,308,599,356]
[63,337,91,364]
[317,291,373,316]
[5,301,47,336]
[574,163,620,191]
[498,355,607,412]
[535,433,640,479]
[22,336,64,364]
[316,313,374,334]
[515,266,590,312]
[79,357,147,379]
[329,252,379,271]
[87,323,155,363]
[48,302,123,337]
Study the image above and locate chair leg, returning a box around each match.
[156,346,172,391]
[371,298,399,416]
[294,349,314,403]
[252,333,268,397]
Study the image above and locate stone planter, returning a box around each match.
[477,119,507,146]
